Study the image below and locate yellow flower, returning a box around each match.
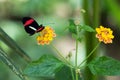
[96,26,114,44]
[36,26,56,45]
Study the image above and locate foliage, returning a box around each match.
[24,55,64,78]
[88,56,120,75]
[0,19,118,80]
[1,0,120,80]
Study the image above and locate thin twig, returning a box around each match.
[50,44,73,68]
[78,42,100,67]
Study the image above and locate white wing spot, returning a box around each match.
[29,26,37,31]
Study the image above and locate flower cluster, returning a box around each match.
[96,26,114,44]
[36,26,56,45]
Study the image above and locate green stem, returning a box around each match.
[75,25,79,80]
[50,44,73,68]
[71,67,75,80]
[70,68,75,80]
[78,42,100,67]
[0,27,31,62]
[68,57,75,80]
[83,0,100,79]
[0,48,26,80]
[93,0,100,27]
[75,69,78,80]
[83,0,92,25]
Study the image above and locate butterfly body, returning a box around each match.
[22,17,44,35]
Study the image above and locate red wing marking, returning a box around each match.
[36,27,44,32]
[24,19,34,27]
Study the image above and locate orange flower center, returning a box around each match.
[96,26,114,44]
[36,26,56,45]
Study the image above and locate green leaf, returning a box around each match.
[23,55,64,77]
[72,33,78,39]
[68,19,76,34]
[72,33,82,42]
[68,19,95,34]
[69,25,76,34]
[55,65,82,80]
[80,24,95,32]
[88,56,120,75]
[55,65,73,80]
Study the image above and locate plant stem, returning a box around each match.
[75,25,79,80]
[0,48,26,80]
[83,0,100,79]
[50,44,73,68]
[71,67,75,80]
[0,27,31,62]
[78,42,100,67]
[68,57,75,80]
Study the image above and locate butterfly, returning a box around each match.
[22,17,44,35]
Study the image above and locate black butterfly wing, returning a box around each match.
[22,17,40,35]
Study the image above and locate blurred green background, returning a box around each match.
[1,0,120,80]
